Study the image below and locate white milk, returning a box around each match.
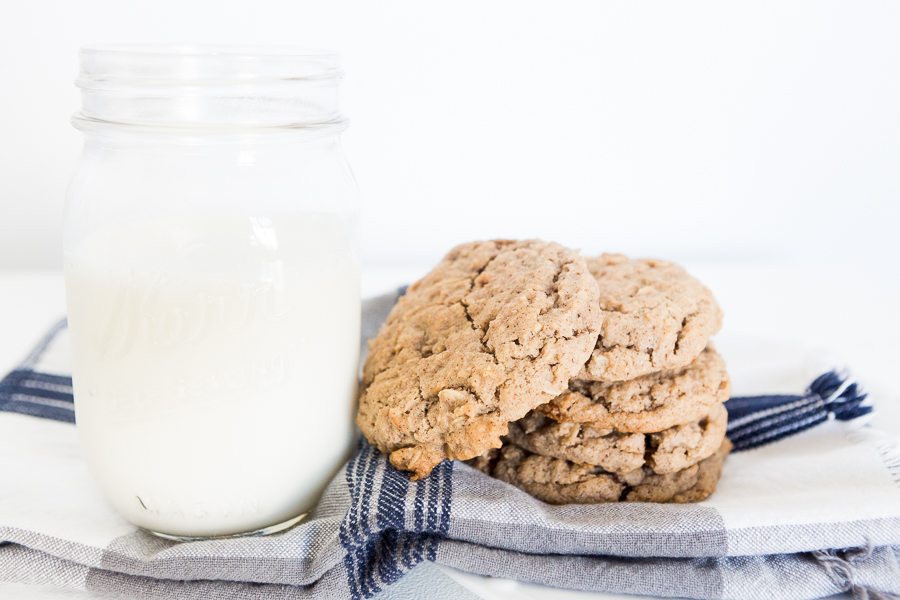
[64,214,359,538]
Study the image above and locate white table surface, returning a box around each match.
[2,260,897,600]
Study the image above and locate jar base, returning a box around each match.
[145,511,308,542]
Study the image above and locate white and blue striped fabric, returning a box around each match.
[0,318,72,423]
[1,291,898,600]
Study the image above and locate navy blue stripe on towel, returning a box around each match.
[0,368,75,424]
[725,371,871,451]
[339,439,453,600]
[0,317,73,423]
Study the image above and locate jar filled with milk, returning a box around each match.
[64,46,360,539]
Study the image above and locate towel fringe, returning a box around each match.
[725,371,873,452]
[812,543,899,600]
[808,371,872,421]
[875,441,900,486]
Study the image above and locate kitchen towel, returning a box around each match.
[1,291,899,600]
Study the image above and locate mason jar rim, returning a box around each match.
[75,44,345,130]
[77,44,342,88]
[80,44,338,58]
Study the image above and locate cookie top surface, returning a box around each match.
[357,240,602,479]
[473,438,731,504]
[579,254,722,382]
[507,403,727,475]
[537,345,730,433]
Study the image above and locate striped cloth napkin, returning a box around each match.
[1,291,899,600]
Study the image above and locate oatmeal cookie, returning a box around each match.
[475,438,731,504]
[357,240,602,479]
[506,413,645,474]
[580,254,722,382]
[507,403,727,475]
[537,346,729,433]
[647,403,727,474]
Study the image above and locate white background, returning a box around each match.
[1,0,898,270]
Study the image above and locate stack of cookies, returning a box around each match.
[357,241,730,504]
[474,254,731,503]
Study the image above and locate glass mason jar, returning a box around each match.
[64,46,360,539]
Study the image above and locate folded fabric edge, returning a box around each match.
[5,538,899,600]
[0,542,349,600]
[434,538,900,600]
[0,525,347,588]
[443,509,900,561]
[10,509,900,590]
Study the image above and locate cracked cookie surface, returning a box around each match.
[507,402,727,475]
[537,345,730,433]
[579,254,722,383]
[473,438,731,504]
[357,240,602,479]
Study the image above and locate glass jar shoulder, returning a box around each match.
[64,131,358,262]
[67,129,356,213]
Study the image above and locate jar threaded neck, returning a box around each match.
[76,45,344,130]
